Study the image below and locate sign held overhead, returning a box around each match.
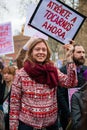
[28,0,86,44]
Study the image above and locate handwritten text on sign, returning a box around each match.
[0,22,14,55]
[29,0,85,44]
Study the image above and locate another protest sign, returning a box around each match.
[68,87,80,111]
[0,22,14,55]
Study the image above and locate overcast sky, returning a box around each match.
[0,0,78,36]
[0,0,39,36]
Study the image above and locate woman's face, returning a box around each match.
[32,42,47,63]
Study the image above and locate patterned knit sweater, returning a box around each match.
[9,63,77,130]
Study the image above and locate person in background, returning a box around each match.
[0,61,5,110]
[0,61,5,130]
[2,66,16,130]
[16,48,26,70]
[71,69,87,130]
[9,37,77,130]
[58,43,87,130]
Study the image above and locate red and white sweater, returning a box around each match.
[9,63,77,130]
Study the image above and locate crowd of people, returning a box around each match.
[0,36,87,130]
[58,44,87,130]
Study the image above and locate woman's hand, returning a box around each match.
[63,40,75,63]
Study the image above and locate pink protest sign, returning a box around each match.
[68,87,80,111]
[29,0,86,44]
[0,22,14,55]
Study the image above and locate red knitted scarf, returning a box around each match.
[24,61,58,89]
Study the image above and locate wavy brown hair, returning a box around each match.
[2,66,16,76]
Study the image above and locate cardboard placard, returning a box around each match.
[29,0,86,44]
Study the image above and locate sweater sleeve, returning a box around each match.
[9,72,22,130]
[58,63,77,88]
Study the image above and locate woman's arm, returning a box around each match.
[58,42,77,87]
[58,63,77,87]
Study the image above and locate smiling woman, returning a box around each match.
[9,37,77,130]
[32,42,48,63]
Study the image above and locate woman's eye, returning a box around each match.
[42,48,47,52]
[34,48,40,51]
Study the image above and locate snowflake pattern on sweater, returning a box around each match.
[9,63,77,130]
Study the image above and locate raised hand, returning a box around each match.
[63,40,75,62]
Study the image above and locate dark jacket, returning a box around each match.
[71,82,87,130]
[57,65,87,129]
[0,74,6,105]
